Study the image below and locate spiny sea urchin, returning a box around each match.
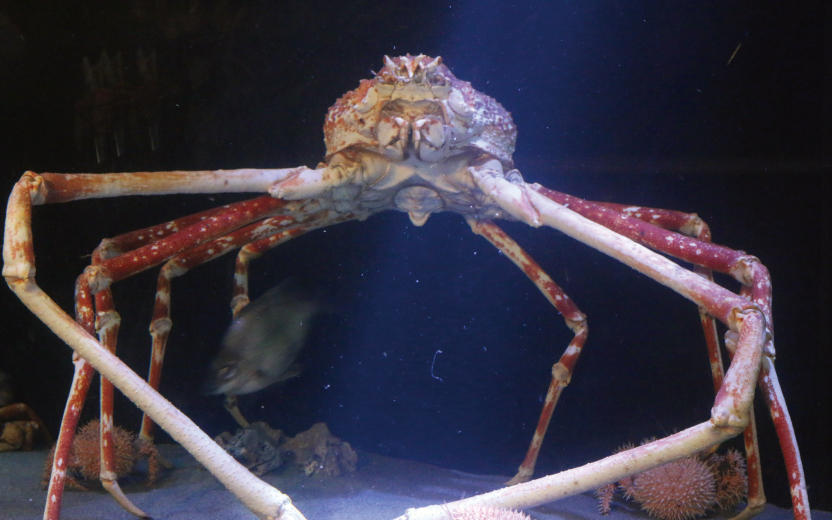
[596,447,747,520]
[710,449,748,510]
[42,419,164,489]
[595,483,616,514]
[630,456,716,520]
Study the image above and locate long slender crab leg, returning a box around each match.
[466,217,588,486]
[142,212,308,439]
[217,213,357,427]
[44,200,297,520]
[531,185,806,518]
[43,354,95,520]
[25,168,307,201]
[141,209,354,439]
[390,172,771,520]
[4,168,807,520]
[473,198,762,505]
[22,279,307,520]
[228,212,354,313]
[551,195,766,516]
[40,195,298,519]
[468,207,763,519]
[5,171,311,520]
[93,287,153,519]
[469,172,809,519]
[398,311,767,520]
[588,201,725,392]
[45,276,147,520]
[586,203,732,413]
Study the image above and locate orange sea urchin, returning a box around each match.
[42,420,165,489]
[627,456,716,520]
[596,448,747,520]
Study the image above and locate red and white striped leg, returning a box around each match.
[110,201,288,439]
[140,208,354,439]
[43,354,94,520]
[594,199,767,516]
[589,201,726,391]
[531,185,807,520]
[44,276,147,520]
[42,271,101,520]
[139,209,305,439]
[466,218,588,486]
[92,288,151,518]
[47,194,298,517]
[5,170,312,520]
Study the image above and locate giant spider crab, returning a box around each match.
[3,54,810,520]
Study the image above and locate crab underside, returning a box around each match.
[2,55,810,520]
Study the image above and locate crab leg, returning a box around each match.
[218,212,357,427]
[228,211,354,314]
[68,197,300,439]
[43,196,302,520]
[47,200,289,518]
[142,212,308,438]
[5,168,807,520]
[555,195,766,516]
[465,217,588,486]
[44,275,145,520]
[466,193,759,514]
[141,208,354,438]
[24,168,308,201]
[470,172,809,520]
[44,272,124,520]
[468,205,760,494]
[5,171,311,520]
[92,287,153,519]
[52,280,150,519]
[757,358,810,517]
[43,353,95,520]
[588,203,749,466]
[398,171,770,520]
[18,279,307,520]
[144,211,303,435]
[588,201,725,393]
[531,186,805,518]
[40,194,298,519]
[398,309,767,520]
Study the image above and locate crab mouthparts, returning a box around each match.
[394,186,444,226]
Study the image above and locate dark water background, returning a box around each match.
[1,0,829,511]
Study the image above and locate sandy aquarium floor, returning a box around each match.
[1,444,827,520]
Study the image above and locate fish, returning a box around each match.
[204,278,320,396]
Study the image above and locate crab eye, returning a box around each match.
[428,74,446,86]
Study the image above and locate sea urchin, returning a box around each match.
[629,456,716,520]
[597,448,747,520]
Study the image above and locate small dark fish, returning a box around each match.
[204,279,320,396]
